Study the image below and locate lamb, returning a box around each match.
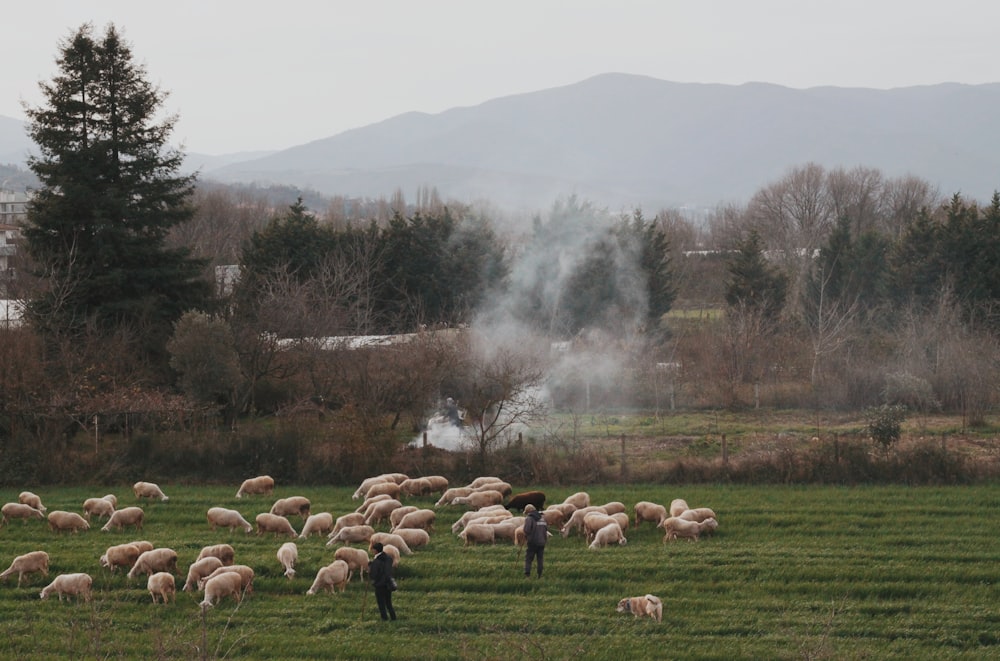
[435,487,474,506]
[18,491,46,512]
[196,543,236,566]
[0,551,49,587]
[452,490,504,510]
[660,516,705,542]
[235,475,274,498]
[182,556,224,591]
[334,546,370,580]
[363,498,403,527]
[388,506,419,528]
[1,502,45,526]
[206,507,253,534]
[306,559,351,594]
[147,572,176,603]
[83,497,115,520]
[269,496,311,519]
[39,573,92,602]
[562,492,591,509]
[458,522,495,546]
[255,512,297,537]
[199,571,244,609]
[100,506,144,532]
[100,543,142,573]
[198,565,255,593]
[133,481,169,501]
[330,512,365,536]
[398,477,432,497]
[506,490,546,512]
[48,510,90,534]
[391,508,436,532]
[298,512,334,538]
[369,532,413,555]
[634,501,668,529]
[364,481,401,499]
[127,548,179,579]
[325,524,375,546]
[679,507,717,523]
[589,521,628,549]
[669,498,690,518]
[392,527,430,550]
[277,542,298,578]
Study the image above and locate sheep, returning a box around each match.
[548,502,578,518]
[589,522,628,549]
[269,496,311,520]
[298,512,334,538]
[399,477,433,497]
[388,506,419,528]
[1,502,45,526]
[128,548,179,579]
[39,573,92,602]
[235,475,274,499]
[391,508,436,532]
[363,499,403,527]
[660,516,704,542]
[369,532,413,555]
[306,559,351,595]
[198,565,254,593]
[424,475,449,493]
[18,491,46,512]
[540,508,566,529]
[100,506,144,532]
[277,542,298,578]
[560,506,608,537]
[452,490,504,510]
[100,543,142,573]
[0,551,49,587]
[364,481,401,500]
[147,572,176,603]
[325,524,375,546]
[472,480,512,498]
[206,507,253,534]
[83,497,115,520]
[199,571,244,609]
[255,512,297,537]
[582,512,620,542]
[458,522,495,546]
[451,506,510,534]
[600,501,627,516]
[129,540,155,554]
[133,481,169,501]
[669,498,690,518]
[382,473,410,484]
[102,494,118,508]
[696,517,719,538]
[196,544,236,566]
[355,493,391,514]
[435,487,474,507]
[183,556,224,591]
[562,492,591,509]
[679,507,718,523]
[48,510,90,534]
[506,490,546,512]
[352,475,394,500]
[392,527,430,550]
[491,518,527,544]
[634,501,668,529]
[330,512,365,537]
[334,546,370,580]
[381,544,401,568]
[465,476,503,488]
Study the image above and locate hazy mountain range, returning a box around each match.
[3,73,1000,211]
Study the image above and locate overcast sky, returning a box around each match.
[3,1,998,155]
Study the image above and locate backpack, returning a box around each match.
[530,516,549,546]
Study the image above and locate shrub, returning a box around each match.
[865,404,907,451]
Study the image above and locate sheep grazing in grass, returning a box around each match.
[326,525,375,547]
[333,547,370,581]
[127,548,178,579]
[147,572,175,604]
[183,556,224,592]
[452,490,504,510]
[369,532,413,555]
[458,523,495,546]
[277,542,298,578]
[660,516,705,542]
[100,543,142,573]
[133,481,169,501]
[668,499,690,518]
[1,503,45,526]
[40,573,92,602]
[391,508,436,533]
[198,565,255,593]
[269,496,311,520]
[561,492,591,509]
[196,544,236,566]
[392,527,430,551]
[388,506,419,528]
[235,475,274,499]
[102,494,118,508]
[100,506,144,533]
[305,560,351,595]
[298,513,334,539]
[679,508,718,524]
[633,501,668,529]
[206,507,253,534]
[83,497,115,521]
[435,487,474,507]
[47,510,90,534]
[364,481,401,500]
[506,491,546,513]
[0,551,49,587]
[18,491,46,512]
[199,571,244,610]
[589,522,628,549]
[329,513,365,537]
[363,499,403,527]
[255,513,297,538]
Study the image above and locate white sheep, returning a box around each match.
[562,491,591,509]
[465,476,503,488]
[369,532,413,555]
[355,493,391,514]
[256,512,297,537]
[560,506,608,538]
[381,544,401,568]
[133,481,169,501]
[39,573,92,602]
[363,499,403,527]
[18,491,46,512]
[147,572,176,603]
[129,540,155,554]
[100,506,144,532]
[351,474,395,500]
[435,487,474,507]
[269,496,311,519]
[277,542,298,578]
[333,547,370,580]
[325,524,375,547]
[582,512,619,542]
[198,565,254,593]
[491,518,526,544]
[589,522,628,549]
[392,527,430,550]
[183,556,224,591]
[298,512,334,539]
[451,506,509,534]
[305,560,351,594]
[329,513,365,537]
[83,497,115,521]
[364,481,401,500]
[199,571,244,610]
[0,551,49,587]
[388,506,419,528]
[634,501,668,529]
[679,507,717,523]
[206,507,253,534]
[660,516,703,542]
[424,475,449,493]
[399,477,433,497]
[235,475,275,499]
[47,510,90,534]
[1,502,45,526]
[391,508,436,532]
[458,523,496,546]
[127,548,178,579]
[540,508,566,529]
[100,543,142,573]
[471,480,512,497]
[669,498,690,518]
[196,543,236,566]
[102,494,118,508]
[452,490,504,510]
[600,501,627,516]
[698,517,719,537]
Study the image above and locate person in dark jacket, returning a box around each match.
[369,542,397,621]
[522,504,548,578]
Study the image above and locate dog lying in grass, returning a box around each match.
[616,594,663,622]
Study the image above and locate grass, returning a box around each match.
[0,483,998,659]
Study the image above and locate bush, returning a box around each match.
[865,404,907,451]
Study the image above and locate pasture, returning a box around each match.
[0,483,997,660]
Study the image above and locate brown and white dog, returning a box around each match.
[616,594,663,623]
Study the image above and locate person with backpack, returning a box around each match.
[522,504,548,578]
[369,542,397,621]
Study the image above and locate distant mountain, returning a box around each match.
[0,115,34,165]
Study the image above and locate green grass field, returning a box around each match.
[0,483,997,660]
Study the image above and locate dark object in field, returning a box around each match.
[506,491,546,512]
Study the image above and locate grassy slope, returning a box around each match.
[0,484,997,660]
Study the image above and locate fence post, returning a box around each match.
[721,433,728,465]
[620,435,627,480]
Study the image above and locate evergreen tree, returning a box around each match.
[725,229,787,320]
[23,23,210,360]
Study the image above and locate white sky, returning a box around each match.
[3,1,998,155]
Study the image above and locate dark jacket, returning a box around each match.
[523,510,548,547]
[369,551,394,588]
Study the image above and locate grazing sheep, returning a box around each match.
[39,573,92,602]
[451,506,510,534]
[306,560,351,594]
[388,506,419,528]
[369,532,413,555]
[183,556,224,592]
[399,477,433,497]
[465,476,503,488]
[352,475,393,500]
[100,543,142,573]
[679,507,718,523]
[333,546,370,580]
[198,565,255,593]
[256,512,297,537]
[0,551,49,587]
[452,490,504,510]
[548,502,578,518]
[491,518,526,544]
[102,494,118,508]
[18,491,46,512]
[364,481,401,500]
[458,522,495,546]
[235,475,274,499]
[634,501,668,529]
[600,501,627,516]
[48,510,90,534]
[100,506,144,532]
[392,527,430,550]
[472,481,513,498]
[325,524,375,546]
[698,517,719,537]
[1,502,45,526]
[196,543,235,566]
[381,544,401,568]
[269,496,311,520]
[391,508,436,532]
[298,512,334,539]
[382,473,410,484]
[83,497,115,521]
[668,498,690,518]
[562,492,591,509]
[363,499,403,527]
[129,540,155,554]
[616,594,663,623]
[560,506,608,538]
[199,571,244,609]
[133,482,169,501]
[506,491,546,512]
[540,508,567,529]
[355,493,392,514]
[435,487,474,507]
[582,512,619,542]
[277,542,298,578]
[589,522,628,549]
[206,507,253,534]
[147,572,175,603]
[424,475,449,494]
[127,548,179,579]
[660,516,704,542]
[330,513,365,536]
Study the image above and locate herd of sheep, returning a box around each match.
[0,475,719,617]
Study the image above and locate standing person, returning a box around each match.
[522,504,548,578]
[369,542,397,621]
